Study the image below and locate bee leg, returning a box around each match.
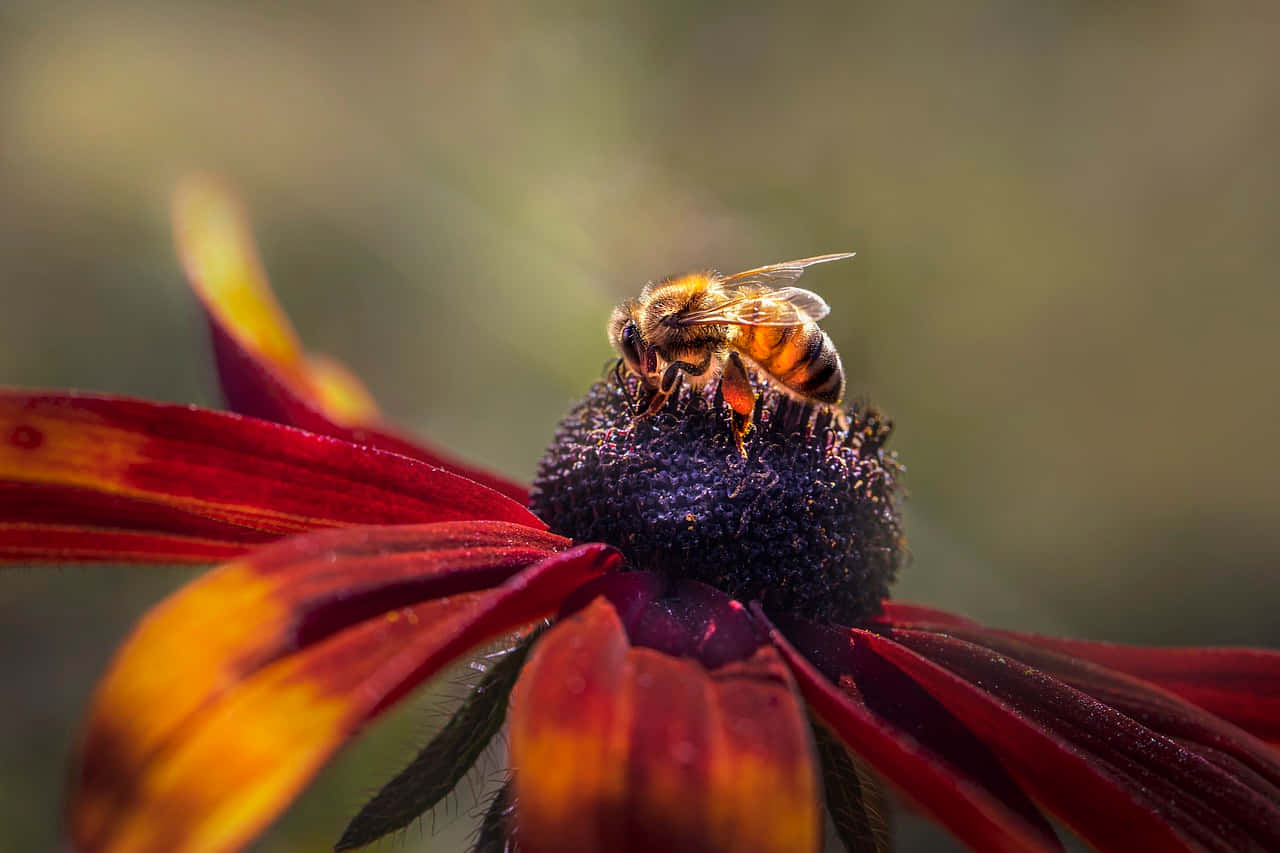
[663,353,715,391]
[721,352,757,456]
[612,359,633,404]
[637,352,713,420]
[639,389,666,418]
[614,358,655,409]
[642,354,694,413]
[632,385,659,418]
[640,368,682,417]
[631,369,671,419]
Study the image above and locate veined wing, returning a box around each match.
[675,286,831,327]
[719,252,856,289]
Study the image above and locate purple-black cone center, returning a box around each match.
[530,374,904,624]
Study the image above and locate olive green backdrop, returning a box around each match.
[2,2,1277,850]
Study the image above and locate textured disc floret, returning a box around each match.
[530,375,904,624]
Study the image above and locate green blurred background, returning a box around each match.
[1,1,1277,849]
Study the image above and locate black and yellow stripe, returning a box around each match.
[736,322,844,404]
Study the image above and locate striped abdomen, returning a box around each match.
[733,322,845,403]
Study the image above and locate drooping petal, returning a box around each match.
[172,175,528,503]
[70,532,619,853]
[509,596,822,853]
[753,606,1061,853]
[874,627,1280,851]
[879,601,1280,747]
[0,392,539,562]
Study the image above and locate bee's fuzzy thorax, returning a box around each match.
[529,374,904,624]
[635,274,722,349]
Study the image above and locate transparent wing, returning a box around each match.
[771,286,830,321]
[719,252,856,290]
[675,286,831,327]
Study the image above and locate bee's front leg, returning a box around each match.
[639,376,678,418]
[613,358,635,403]
[631,365,673,419]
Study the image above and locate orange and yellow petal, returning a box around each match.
[171,176,528,503]
[70,534,620,853]
[508,596,822,853]
[172,176,313,405]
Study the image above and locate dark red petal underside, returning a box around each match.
[0,392,540,562]
[753,606,1060,853]
[878,627,1280,851]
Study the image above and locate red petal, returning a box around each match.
[172,175,529,503]
[880,601,1280,748]
[780,617,1059,840]
[890,620,1280,793]
[876,600,978,628]
[0,392,540,562]
[0,523,243,562]
[509,597,822,853]
[1004,634,1280,747]
[70,534,619,853]
[878,627,1280,850]
[753,606,1060,853]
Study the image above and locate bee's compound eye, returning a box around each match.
[619,322,644,368]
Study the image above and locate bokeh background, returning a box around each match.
[2,1,1277,849]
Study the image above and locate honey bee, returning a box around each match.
[608,252,853,452]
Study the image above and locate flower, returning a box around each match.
[2,177,1279,853]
